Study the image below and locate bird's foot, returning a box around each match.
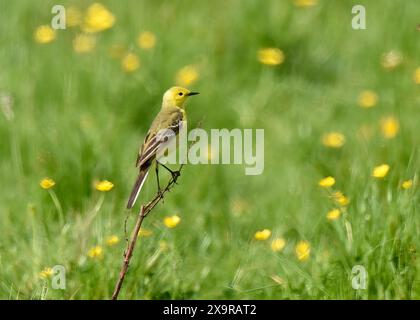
[171,170,180,183]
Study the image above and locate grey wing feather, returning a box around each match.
[136,110,183,168]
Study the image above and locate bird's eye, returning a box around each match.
[178,92,183,96]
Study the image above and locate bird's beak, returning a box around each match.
[187,92,200,96]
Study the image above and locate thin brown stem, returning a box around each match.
[111,120,202,300]
[111,167,182,300]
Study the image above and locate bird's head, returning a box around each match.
[162,86,199,108]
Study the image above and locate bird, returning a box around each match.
[126,86,199,209]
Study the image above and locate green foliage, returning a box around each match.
[0,0,418,299]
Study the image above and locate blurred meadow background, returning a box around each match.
[0,0,419,299]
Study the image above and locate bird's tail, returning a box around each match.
[126,167,149,209]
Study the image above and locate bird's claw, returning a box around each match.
[171,171,180,182]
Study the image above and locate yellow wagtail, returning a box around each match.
[126,86,199,209]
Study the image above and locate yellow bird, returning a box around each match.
[126,86,199,209]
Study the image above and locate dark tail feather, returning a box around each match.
[126,167,149,209]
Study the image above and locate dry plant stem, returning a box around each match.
[111,165,183,300]
[111,120,202,300]
[111,205,146,301]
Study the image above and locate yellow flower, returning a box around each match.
[34,25,56,44]
[138,228,153,237]
[40,178,55,189]
[257,48,285,66]
[39,267,54,279]
[319,176,335,188]
[175,65,199,86]
[106,235,119,246]
[83,3,115,33]
[295,241,310,261]
[163,215,181,228]
[372,164,390,179]
[326,208,341,221]
[381,51,402,70]
[358,90,378,108]
[413,67,420,84]
[73,34,96,53]
[66,6,82,27]
[271,238,286,252]
[331,191,350,207]
[121,53,140,72]
[88,245,103,259]
[401,179,413,190]
[254,229,271,241]
[293,0,318,7]
[380,116,399,139]
[137,31,156,49]
[95,180,114,192]
[322,132,345,148]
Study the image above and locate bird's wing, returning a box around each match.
[135,109,183,168]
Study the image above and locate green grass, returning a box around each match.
[0,0,419,299]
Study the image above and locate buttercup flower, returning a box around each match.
[163,215,181,228]
[95,180,114,191]
[326,209,341,221]
[73,34,96,53]
[381,51,402,70]
[413,67,420,84]
[332,191,350,206]
[175,65,199,86]
[257,48,285,66]
[34,25,56,44]
[271,238,286,252]
[401,179,413,189]
[319,176,335,188]
[294,0,318,7]
[380,116,399,139]
[372,164,390,179]
[39,267,54,279]
[121,53,140,72]
[295,241,310,261]
[358,90,378,108]
[322,132,345,148]
[137,31,156,49]
[83,3,115,33]
[254,229,271,241]
[88,245,103,259]
[106,235,119,246]
[40,178,55,189]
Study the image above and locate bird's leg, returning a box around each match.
[157,161,180,183]
[155,161,163,197]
